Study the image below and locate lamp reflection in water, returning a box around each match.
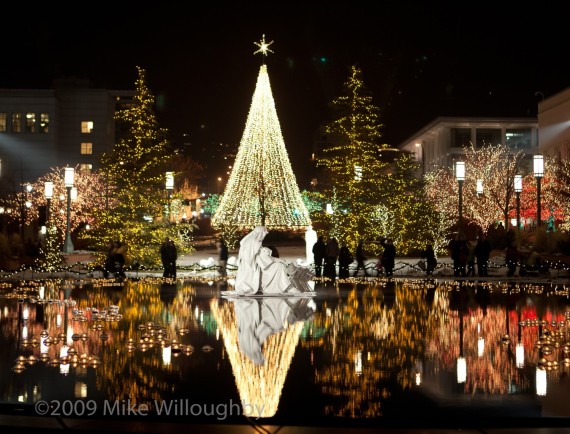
[477,325,485,358]
[536,367,547,396]
[516,308,524,368]
[457,311,466,383]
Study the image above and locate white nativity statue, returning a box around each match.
[233,226,315,296]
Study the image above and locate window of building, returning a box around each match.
[80,142,93,154]
[39,113,49,133]
[505,129,531,149]
[451,128,471,148]
[0,113,6,132]
[475,128,501,147]
[12,113,21,133]
[79,164,92,173]
[25,113,36,133]
[81,121,94,133]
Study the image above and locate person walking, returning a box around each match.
[380,237,396,277]
[475,233,492,277]
[160,238,177,278]
[218,237,229,276]
[353,239,368,277]
[324,237,339,281]
[312,236,326,277]
[167,239,177,278]
[112,241,127,278]
[505,242,519,277]
[160,238,171,278]
[338,243,352,278]
[466,239,477,277]
[450,235,468,277]
[422,242,438,276]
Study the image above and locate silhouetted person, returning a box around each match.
[218,238,229,276]
[422,243,437,276]
[475,233,492,277]
[353,239,368,276]
[380,237,396,277]
[338,244,352,278]
[324,237,339,281]
[312,236,326,277]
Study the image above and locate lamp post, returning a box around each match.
[415,142,425,176]
[514,175,522,229]
[217,177,222,195]
[21,184,32,240]
[533,155,544,227]
[44,182,53,224]
[476,179,483,196]
[455,161,465,236]
[165,171,174,221]
[63,167,74,253]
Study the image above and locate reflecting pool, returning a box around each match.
[1,277,569,429]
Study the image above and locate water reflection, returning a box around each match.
[210,296,315,417]
[0,278,569,424]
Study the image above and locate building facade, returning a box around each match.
[0,80,133,190]
[398,117,539,176]
[537,86,570,160]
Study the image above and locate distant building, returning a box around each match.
[0,78,133,190]
[398,117,539,176]
[537,86,570,160]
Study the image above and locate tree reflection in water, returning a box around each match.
[0,277,569,422]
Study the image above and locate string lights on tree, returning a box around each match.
[212,36,310,230]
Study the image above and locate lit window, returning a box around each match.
[25,113,36,133]
[40,113,49,133]
[12,113,21,133]
[0,113,6,132]
[81,121,94,133]
[79,164,92,173]
[80,143,93,154]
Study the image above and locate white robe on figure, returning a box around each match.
[234,225,315,296]
[235,226,268,295]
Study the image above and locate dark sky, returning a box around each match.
[2,4,569,188]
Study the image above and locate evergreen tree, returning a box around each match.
[317,66,426,252]
[86,66,192,266]
[211,62,310,231]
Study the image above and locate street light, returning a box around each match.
[533,155,544,227]
[217,177,222,194]
[514,175,522,229]
[21,184,33,240]
[455,161,465,236]
[63,167,74,253]
[415,142,425,176]
[44,181,53,223]
[165,171,174,221]
[476,179,483,196]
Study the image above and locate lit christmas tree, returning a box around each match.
[212,36,310,230]
[317,66,428,253]
[84,66,193,266]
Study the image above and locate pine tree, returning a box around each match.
[211,61,310,230]
[317,66,428,253]
[86,66,191,266]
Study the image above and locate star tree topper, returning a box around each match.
[254,34,274,62]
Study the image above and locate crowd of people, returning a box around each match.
[311,234,397,280]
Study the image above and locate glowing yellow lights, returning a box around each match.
[212,64,310,229]
[253,34,274,57]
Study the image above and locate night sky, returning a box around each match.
[2,4,569,188]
